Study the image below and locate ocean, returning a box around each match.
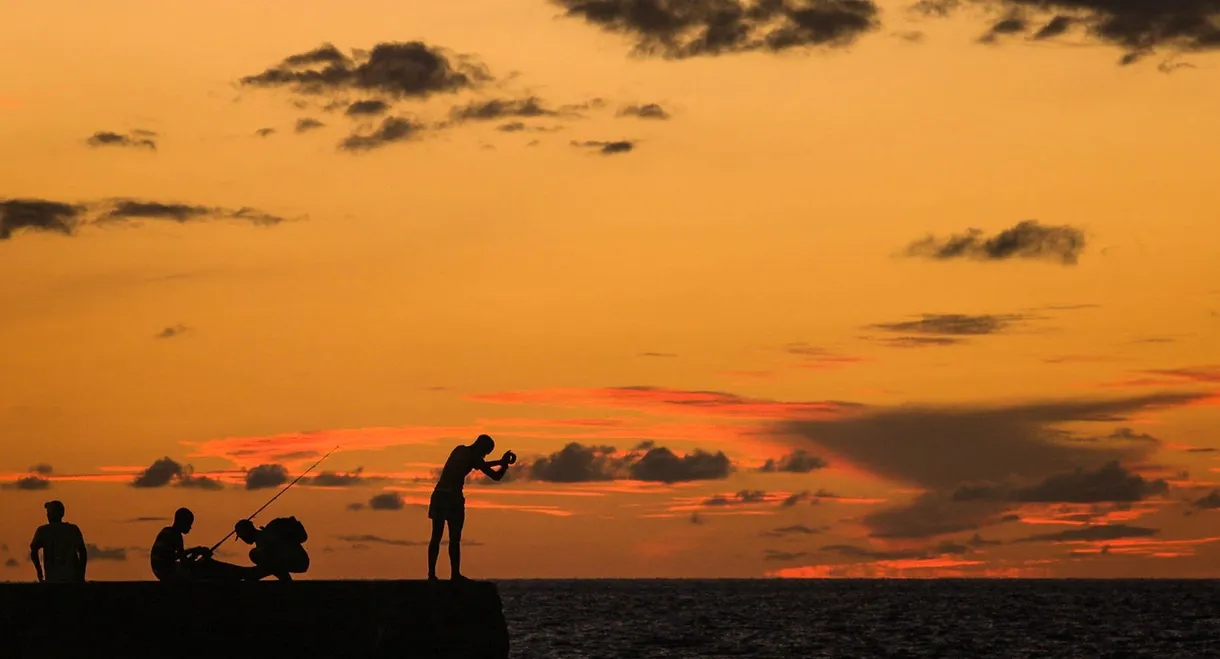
[497,579,1220,658]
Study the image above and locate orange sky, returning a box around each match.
[2,0,1219,581]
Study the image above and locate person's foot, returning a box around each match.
[451,573,470,582]
[428,573,439,581]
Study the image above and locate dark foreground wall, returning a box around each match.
[0,579,509,659]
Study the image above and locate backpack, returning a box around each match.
[263,516,308,545]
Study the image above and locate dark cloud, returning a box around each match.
[3,476,51,490]
[241,41,490,99]
[869,313,1027,336]
[764,549,810,562]
[255,127,276,137]
[1194,490,1220,509]
[100,200,286,226]
[761,524,821,537]
[245,464,290,490]
[925,1,1220,63]
[336,534,424,547]
[307,468,366,487]
[450,97,557,122]
[638,351,678,358]
[295,118,325,133]
[630,447,732,483]
[4,558,18,568]
[29,464,53,475]
[952,461,1168,504]
[553,0,881,59]
[879,336,964,348]
[1016,524,1158,543]
[87,131,157,151]
[780,490,811,507]
[130,457,223,490]
[702,489,768,506]
[903,220,1086,265]
[339,117,422,151]
[862,492,1011,539]
[759,449,828,473]
[530,443,620,482]
[0,199,83,240]
[821,543,927,561]
[346,100,390,116]
[86,544,128,561]
[527,443,734,483]
[368,492,405,510]
[346,502,366,511]
[156,324,190,339]
[572,139,635,155]
[618,103,670,119]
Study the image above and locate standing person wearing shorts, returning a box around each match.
[427,434,515,580]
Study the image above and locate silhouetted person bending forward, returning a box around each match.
[30,500,87,583]
[428,434,513,580]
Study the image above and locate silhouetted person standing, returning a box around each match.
[30,500,87,583]
[151,507,250,582]
[427,434,514,580]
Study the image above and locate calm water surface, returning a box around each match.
[497,579,1220,659]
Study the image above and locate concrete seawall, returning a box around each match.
[0,579,509,659]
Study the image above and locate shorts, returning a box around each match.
[428,489,465,523]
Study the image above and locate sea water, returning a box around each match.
[497,579,1220,658]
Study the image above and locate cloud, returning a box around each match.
[130,457,224,490]
[869,313,1028,337]
[156,324,190,339]
[780,491,811,507]
[1015,524,1159,544]
[571,140,634,155]
[336,534,425,547]
[638,351,678,358]
[924,1,1220,63]
[702,490,768,506]
[86,131,157,151]
[245,464,290,490]
[306,468,366,487]
[4,558,18,568]
[954,461,1170,504]
[3,475,51,490]
[764,549,810,562]
[1,199,84,239]
[100,200,286,226]
[295,118,325,133]
[1194,490,1220,509]
[241,41,490,99]
[903,220,1086,265]
[862,492,1011,539]
[527,442,734,483]
[368,492,405,510]
[759,449,828,473]
[879,336,964,348]
[86,544,128,561]
[449,97,558,122]
[255,128,276,137]
[618,103,670,119]
[29,464,53,475]
[762,524,821,537]
[471,385,857,420]
[346,502,366,511]
[552,0,881,59]
[339,117,422,151]
[346,100,389,116]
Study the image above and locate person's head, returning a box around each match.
[173,508,194,534]
[234,519,258,544]
[44,500,65,523]
[472,434,495,457]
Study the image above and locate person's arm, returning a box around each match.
[477,456,510,481]
[29,529,44,582]
[75,527,88,582]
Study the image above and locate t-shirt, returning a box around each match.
[30,522,85,583]
[435,445,479,493]
[150,527,184,580]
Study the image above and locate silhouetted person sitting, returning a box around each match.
[428,434,514,581]
[30,500,87,583]
[151,507,251,582]
[234,517,310,581]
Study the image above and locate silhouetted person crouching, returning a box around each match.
[151,508,251,582]
[234,516,310,581]
[428,434,515,580]
[30,500,87,583]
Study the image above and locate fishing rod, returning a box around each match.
[208,445,339,553]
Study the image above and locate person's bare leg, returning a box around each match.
[427,518,445,580]
[448,517,465,580]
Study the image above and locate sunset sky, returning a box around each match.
[2,0,1219,581]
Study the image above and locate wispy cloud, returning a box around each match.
[902,220,1086,265]
[87,131,157,151]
